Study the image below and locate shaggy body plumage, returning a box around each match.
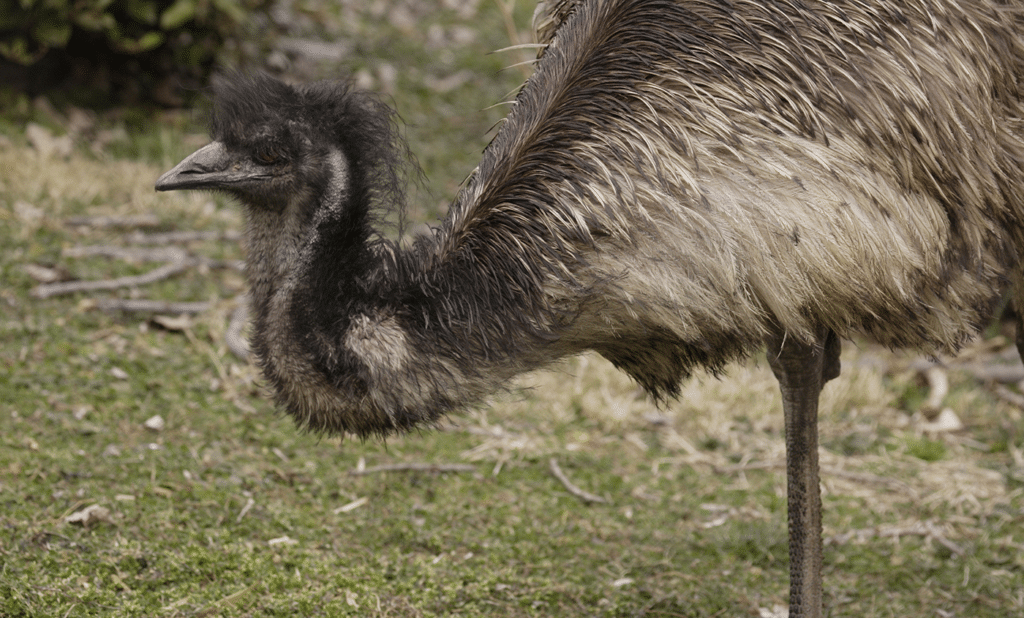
[157,1,1024,616]
[160,0,1024,435]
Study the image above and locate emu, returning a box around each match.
[156,1,1024,616]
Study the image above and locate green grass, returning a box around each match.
[2,1,1024,616]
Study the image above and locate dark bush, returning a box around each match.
[0,0,272,105]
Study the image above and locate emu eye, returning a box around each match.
[254,149,282,165]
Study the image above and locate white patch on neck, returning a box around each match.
[311,147,350,232]
[345,314,410,375]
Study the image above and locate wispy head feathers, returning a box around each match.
[209,71,412,233]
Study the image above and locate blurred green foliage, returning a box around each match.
[1,0,246,64]
[0,0,269,103]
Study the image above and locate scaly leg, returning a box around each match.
[766,328,840,618]
[1013,273,1024,365]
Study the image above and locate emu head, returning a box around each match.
[156,72,406,223]
[156,73,330,209]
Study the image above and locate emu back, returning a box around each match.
[474,0,1024,379]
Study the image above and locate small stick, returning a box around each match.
[62,245,244,271]
[910,358,1024,384]
[236,497,255,523]
[64,214,160,229]
[194,584,256,618]
[549,458,608,504]
[63,245,189,262]
[713,461,915,492]
[961,362,1024,384]
[31,260,193,299]
[333,497,369,514]
[349,462,477,476]
[95,299,211,313]
[126,229,242,245]
[992,384,1024,409]
[825,520,964,555]
[493,0,533,79]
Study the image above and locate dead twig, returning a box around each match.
[62,245,244,271]
[31,260,194,299]
[63,245,189,262]
[825,519,964,556]
[549,457,608,504]
[958,362,1024,384]
[910,358,1024,384]
[125,229,241,245]
[333,497,369,514]
[95,299,212,313]
[713,461,781,474]
[193,584,256,617]
[714,461,915,492]
[991,384,1024,410]
[349,462,477,476]
[493,0,534,79]
[64,214,160,229]
[236,497,255,523]
[36,226,249,356]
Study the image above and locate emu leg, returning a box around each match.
[1014,275,1024,365]
[766,329,840,618]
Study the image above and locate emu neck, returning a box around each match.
[234,140,566,435]
[243,149,374,374]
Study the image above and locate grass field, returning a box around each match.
[2,1,1024,616]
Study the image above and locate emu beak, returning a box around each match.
[156,141,238,192]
